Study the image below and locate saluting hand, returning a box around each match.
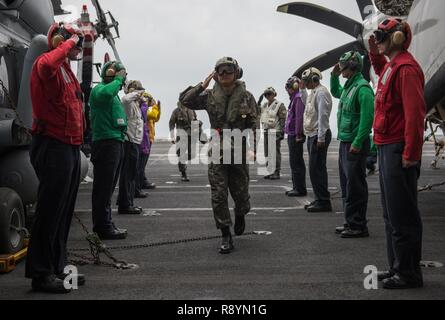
[69,34,80,46]
[368,35,379,55]
[203,71,216,90]
[332,64,342,77]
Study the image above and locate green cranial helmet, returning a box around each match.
[101,61,126,79]
[339,51,363,72]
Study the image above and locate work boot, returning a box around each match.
[181,172,190,182]
[286,190,307,197]
[378,271,395,282]
[304,201,317,210]
[341,228,370,238]
[32,275,71,294]
[234,215,246,236]
[264,174,272,180]
[269,171,281,180]
[118,206,142,215]
[335,224,350,234]
[382,275,423,290]
[219,228,234,254]
[134,191,149,199]
[307,201,332,213]
[142,181,156,190]
[95,227,128,240]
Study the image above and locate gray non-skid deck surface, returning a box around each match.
[1,141,444,300]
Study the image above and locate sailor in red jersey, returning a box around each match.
[26,22,86,294]
[369,18,426,289]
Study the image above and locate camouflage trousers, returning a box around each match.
[208,163,251,229]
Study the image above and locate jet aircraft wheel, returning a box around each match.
[0,188,26,255]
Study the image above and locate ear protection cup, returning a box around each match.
[392,30,406,46]
[292,82,299,90]
[51,34,65,49]
[237,67,243,80]
[105,63,117,77]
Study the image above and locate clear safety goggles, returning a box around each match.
[216,64,236,75]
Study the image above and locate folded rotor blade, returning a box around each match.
[356,0,375,20]
[293,41,364,78]
[277,2,363,38]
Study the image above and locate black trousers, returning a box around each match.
[26,135,81,278]
[91,139,123,232]
[288,135,307,194]
[118,141,139,209]
[135,152,150,194]
[264,130,282,174]
[307,130,332,202]
[339,140,370,230]
[378,143,423,283]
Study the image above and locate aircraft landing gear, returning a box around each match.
[0,188,26,255]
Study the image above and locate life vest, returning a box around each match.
[337,73,372,142]
[31,51,84,146]
[373,51,423,137]
[261,100,284,130]
[304,84,330,136]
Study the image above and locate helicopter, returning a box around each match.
[277,0,445,168]
[0,0,122,256]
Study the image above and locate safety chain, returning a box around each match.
[70,211,257,269]
[70,212,136,270]
[0,77,32,140]
[70,232,256,253]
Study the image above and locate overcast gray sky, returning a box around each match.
[59,0,365,138]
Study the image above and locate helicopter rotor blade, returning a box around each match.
[356,0,375,20]
[107,37,121,63]
[293,40,365,78]
[277,2,363,38]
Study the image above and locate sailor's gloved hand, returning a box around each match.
[368,35,379,55]
[68,34,80,46]
[203,71,216,90]
[332,64,341,77]
[116,68,127,79]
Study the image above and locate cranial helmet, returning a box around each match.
[214,57,243,79]
[374,18,412,50]
[339,51,363,72]
[285,76,301,91]
[47,22,84,50]
[100,61,125,80]
[302,67,322,83]
[264,87,277,96]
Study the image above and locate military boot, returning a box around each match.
[219,228,234,254]
[181,171,190,182]
[234,215,246,236]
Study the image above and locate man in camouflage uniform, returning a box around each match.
[169,102,199,182]
[180,57,257,254]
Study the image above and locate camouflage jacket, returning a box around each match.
[169,105,197,135]
[180,80,258,157]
